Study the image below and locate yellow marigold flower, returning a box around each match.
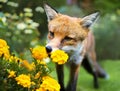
[0,47,10,59]
[21,60,35,71]
[31,46,48,60]
[0,39,10,59]
[37,76,60,91]
[8,70,16,78]
[15,74,32,88]
[0,39,9,48]
[51,50,69,64]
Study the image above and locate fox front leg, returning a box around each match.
[56,64,65,91]
[66,63,80,91]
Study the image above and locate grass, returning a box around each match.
[49,60,120,91]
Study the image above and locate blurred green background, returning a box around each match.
[0,0,120,60]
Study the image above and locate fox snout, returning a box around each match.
[46,38,61,53]
[45,45,60,53]
[45,46,52,53]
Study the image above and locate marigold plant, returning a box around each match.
[0,38,69,91]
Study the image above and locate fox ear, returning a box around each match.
[81,12,99,28]
[44,4,58,22]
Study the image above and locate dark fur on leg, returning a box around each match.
[56,64,65,91]
[66,63,80,91]
[93,71,99,88]
[82,57,99,88]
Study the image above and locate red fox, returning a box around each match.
[44,4,108,91]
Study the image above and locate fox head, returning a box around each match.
[44,4,99,55]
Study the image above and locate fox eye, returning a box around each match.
[64,36,73,41]
[49,31,54,37]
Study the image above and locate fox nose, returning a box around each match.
[45,46,52,53]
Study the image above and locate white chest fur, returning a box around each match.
[62,43,85,64]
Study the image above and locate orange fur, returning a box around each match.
[48,14,89,49]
